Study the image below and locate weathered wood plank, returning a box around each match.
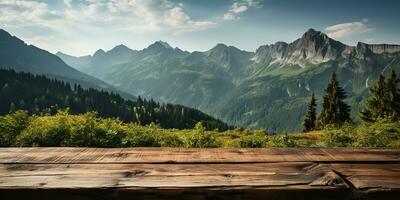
[1,148,399,164]
[1,148,400,199]
[0,163,346,188]
[330,164,400,190]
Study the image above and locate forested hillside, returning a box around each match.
[0,29,134,100]
[0,69,230,130]
[59,29,400,132]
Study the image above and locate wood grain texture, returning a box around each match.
[0,163,345,188]
[1,147,399,164]
[0,148,399,200]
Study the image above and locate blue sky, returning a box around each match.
[1,0,399,56]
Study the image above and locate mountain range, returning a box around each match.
[0,29,231,131]
[0,29,134,100]
[55,29,400,132]
[9,26,400,132]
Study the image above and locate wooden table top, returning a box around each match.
[1,148,399,200]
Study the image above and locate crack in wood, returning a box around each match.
[328,165,364,200]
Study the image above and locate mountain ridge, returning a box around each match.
[0,29,135,100]
[58,29,400,66]
[54,29,400,131]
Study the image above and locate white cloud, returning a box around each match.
[0,0,59,28]
[0,0,216,35]
[223,0,261,21]
[0,0,219,54]
[325,20,375,39]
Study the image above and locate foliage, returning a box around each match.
[0,110,31,146]
[360,70,400,122]
[319,123,355,147]
[183,122,217,147]
[318,72,351,128]
[302,92,317,132]
[239,132,266,148]
[353,121,400,147]
[0,69,229,131]
[1,110,400,148]
[319,121,400,147]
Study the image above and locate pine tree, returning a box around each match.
[318,72,351,127]
[359,74,387,122]
[360,70,400,122]
[385,70,400,121]
[302,92,317,132]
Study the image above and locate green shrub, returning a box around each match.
[353,121,400,147]
[320,124,355,147]
[158,133,184,147]
[123,124,161,147]
[239,133,266,148]
[0,110,31,146]
[183,122,217,147]
[16,112,71,147]
[2,110,400,148]
[266,133,296,147]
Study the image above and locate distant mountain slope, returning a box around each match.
[58,29,400,132]
[0,29,134,100]
[0,69,230,130]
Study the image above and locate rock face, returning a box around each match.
[355,42,400,54]
[58,29,400,132]
[253,29,348,67]
[205,44,254,77]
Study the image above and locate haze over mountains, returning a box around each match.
[56,28,400,132]
[0,29,230,130]
[0,29,134,100]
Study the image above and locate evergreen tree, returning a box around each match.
[359,74,387,122]
[318,72,351,127]
[302,92,317,132]
[360,70,400,122]
[386,70,400,121]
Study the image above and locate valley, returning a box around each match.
[57,29,400,132]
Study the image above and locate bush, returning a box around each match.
[320,124,355,147]
[123,124,161,147]
[16,112,71,147]
[0,110,31,146]
[239,133,266,148]
[158,133,185,147]
[183,122,217,147]
[266,133,296,147]
[353,121,400,147]
[2,110,400,148]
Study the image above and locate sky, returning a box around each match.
[1,0,399,56]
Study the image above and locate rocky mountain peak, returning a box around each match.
[213,43,229,49]
[207,43,246,55]
[148,41,173,50]
[253,29,347,67]
[296,28,337,50]
[111,44,130,51]
[93,49,106,57]
[301,28,326,39]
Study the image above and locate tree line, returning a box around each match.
[302,70,400,132]
[0,69,230,131]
